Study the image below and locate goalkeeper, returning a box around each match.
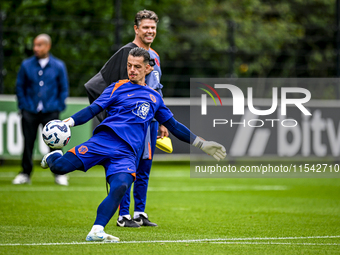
[41,47,226,242]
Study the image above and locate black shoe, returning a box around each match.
[116,216,140,228]
[133,213,158,227]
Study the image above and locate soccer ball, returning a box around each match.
[42,120,71,149]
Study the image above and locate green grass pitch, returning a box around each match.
[0,162,339,254]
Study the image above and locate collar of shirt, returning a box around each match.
[38,57,49,68]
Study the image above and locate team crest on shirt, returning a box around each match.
[133,101,150,119]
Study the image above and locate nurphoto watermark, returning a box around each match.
[190,78,340,178]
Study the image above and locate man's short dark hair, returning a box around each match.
[129,47,150,64]
[134,10,159,27]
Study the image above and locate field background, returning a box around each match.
[0,161,339,254]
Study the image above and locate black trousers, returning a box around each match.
[21,110,59,176]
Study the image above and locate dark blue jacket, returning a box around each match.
[16,54,69,113]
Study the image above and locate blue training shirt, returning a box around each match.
[145,48,163,96]
[93,79,173,155]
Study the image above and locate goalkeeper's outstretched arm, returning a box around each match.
[63,104,102,127]
[162,117,226,161]
[63,106,227,161]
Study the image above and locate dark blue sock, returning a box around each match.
[94,173,134,227]
[47,152,83,175]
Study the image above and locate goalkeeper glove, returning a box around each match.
[63,117,75,127]
[193,137,226,161]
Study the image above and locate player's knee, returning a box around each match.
[112,181,130,198]
[50,158,74,175]
[50,161,66,174]
[108,173,133,197]
[119,181,130,193]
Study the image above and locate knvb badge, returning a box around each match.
[133,101,150,119]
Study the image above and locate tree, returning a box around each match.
[1,0,337,98]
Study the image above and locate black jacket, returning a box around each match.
[84,42,137,121]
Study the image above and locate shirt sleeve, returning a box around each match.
[16,63,28,110]
[71,104,102,126]
[57,61,69,112]
[145,72,163,96]
[162,117,197,144]
[154,99,173,124]
[92,83,118,110]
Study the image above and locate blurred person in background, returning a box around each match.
[13,33,69,186]
[85,10,166,227]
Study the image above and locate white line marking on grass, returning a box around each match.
[148,185,288,191]
[0,171,188,178]
[0,236,339,246]
[211,242,340,246]
[0,187,106,192]
[0,185,288,192]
